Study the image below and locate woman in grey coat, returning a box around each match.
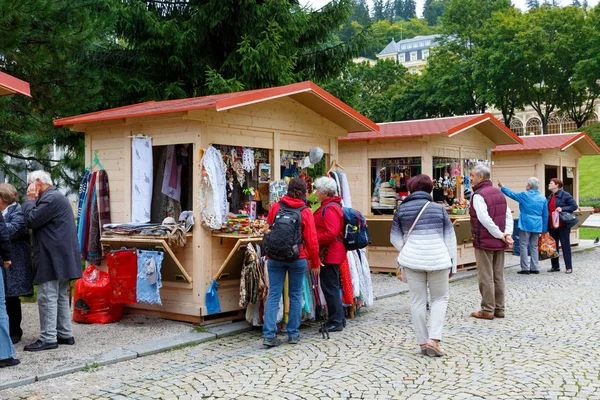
[391,174,457,357]
[0,183,33,344]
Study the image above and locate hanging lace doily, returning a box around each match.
[231,149,245,186]
[199,146,228,229]
[242,147,255,172]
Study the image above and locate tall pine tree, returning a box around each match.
[402,0,417,20]
[526,0,541,8]
[373,0,386,20]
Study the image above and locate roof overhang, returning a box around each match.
[561,132,600,155]
[214,81,379,133]
[447,114,522,145]
[54,81,379,134]
[0,71,31,97]
[493,132,600,156]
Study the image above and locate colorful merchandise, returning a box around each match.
[108,249,138,304]
[136,249,164,305]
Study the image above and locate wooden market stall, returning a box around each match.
[338,113,523,273]
[54,81,379,324]
[493,132,600,245]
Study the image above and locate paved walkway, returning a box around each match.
[3,248,600,399]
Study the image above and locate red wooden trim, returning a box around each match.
[0,71,31,97]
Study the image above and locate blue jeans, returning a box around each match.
[263,258,307,339]
[0,265,16,360]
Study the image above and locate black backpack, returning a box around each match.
[263,204,307,262]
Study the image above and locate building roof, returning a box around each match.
[377,34,441,57]
[493,132,600,156]
[0,71,31,97]
[54,81,379,133]
[340,113,522,145]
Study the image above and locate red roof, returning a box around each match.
[54,81,379,133]
[340,113,522,145]
[493,132,600,156]
[0,71,31,97]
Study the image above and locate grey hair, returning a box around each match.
[28,170,53,185]
[527,177,540,190]
[474,164,491,181]
[314,176,337,197]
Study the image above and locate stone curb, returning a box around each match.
[0,327,242,392]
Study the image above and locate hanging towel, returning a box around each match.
[340,256,354,305]
[337,170,352,208]
[97,170,111,228]
[199,145,228,229]
[136,249,164,305]
[108,249,138,304]
[132,137,153,223]
[161,145,182,202]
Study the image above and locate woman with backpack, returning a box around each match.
[313,176,346,333]
[262,178,321,347]
[391,174,457,357]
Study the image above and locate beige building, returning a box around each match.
[490,105,600,136]
[376,34,440,74]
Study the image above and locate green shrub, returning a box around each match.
[580,196,600,209]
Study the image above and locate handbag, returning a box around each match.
[396,202,430,282]
[551,210,560,229]
[559,211,577,224]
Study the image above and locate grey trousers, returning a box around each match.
[405,268,450,345]
[519,231,540,272]
[37,279,73,343]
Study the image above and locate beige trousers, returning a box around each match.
[475,248,505,314]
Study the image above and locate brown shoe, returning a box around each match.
[494,312,505,318]
[471,311,494,320]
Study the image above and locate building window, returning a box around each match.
[525,118,542,136]
[422,49,429,59]
[399,53,405,63]
[411,68,417,74]
[427,40,431,45]
[401,45,406,50]
[410,52,417,61]
[510,119,524,136]
[419,41,425,47]
[547,116,561,134]
[583,113,598,127]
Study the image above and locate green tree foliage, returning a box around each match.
[373,0,386,20]
[394,0,416,21]
[527,0,541,8]
[319,59,411,122]
[0,0,115,191]
[423,0,448,25]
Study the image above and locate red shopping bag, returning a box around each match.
[73,265,123,324]
[538,233,559,260]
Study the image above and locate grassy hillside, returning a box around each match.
[579,155,600,205]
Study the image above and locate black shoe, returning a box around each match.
[24,340,58,352]
[517,270,530,275]
[57,337,75,345]
[10,335,21,344]
[319,323,343,333]
[0,357,20,368]
[548,268,560,272]
[530,270,540,274]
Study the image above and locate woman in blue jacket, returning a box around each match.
[498,177,548,274]
[547,178,579,274]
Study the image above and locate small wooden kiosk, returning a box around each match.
[493,132,600,245]
[338,113,523,273]
[54,81,379,323]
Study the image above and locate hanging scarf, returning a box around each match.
[97,170,111,229]
[86,182,102,264]
[199,146,228,229]
[340,256,354,305]
[337,170,352,208]
[76,170,91,229]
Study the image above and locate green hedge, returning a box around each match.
[580,196,600,209]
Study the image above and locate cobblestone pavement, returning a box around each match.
[3,248,600,399]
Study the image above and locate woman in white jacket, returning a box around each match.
[391,174,457,357]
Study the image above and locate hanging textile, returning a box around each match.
[356,249,374,307]
[340,256,354,305]
[242,147,255,172]
[76,170,91,229]
[80,172,97,258]
[97,170,111,228]
[108,249,138,304]
[199,145,228,229]
[337,170,352,208]
[347,251,361,298]
[136,249,164,305]
[302,274,312,314]
[161,145,182,202]
[239,243,267,308]
[86,182,102,264]
[132,137,153,223]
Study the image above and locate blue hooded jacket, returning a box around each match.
[501,186,548,233]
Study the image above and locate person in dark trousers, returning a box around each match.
[262,178,321,347]
[469,165,513,320]
[313,176,346,332]
[0,212,19,367]
[0,183,33,344]
[22,170,82,352]
[547,178,579,274]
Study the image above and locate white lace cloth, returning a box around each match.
[199,146,228,229]
[242,147,255,172]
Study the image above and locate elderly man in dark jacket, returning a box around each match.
[22,170,82,352]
